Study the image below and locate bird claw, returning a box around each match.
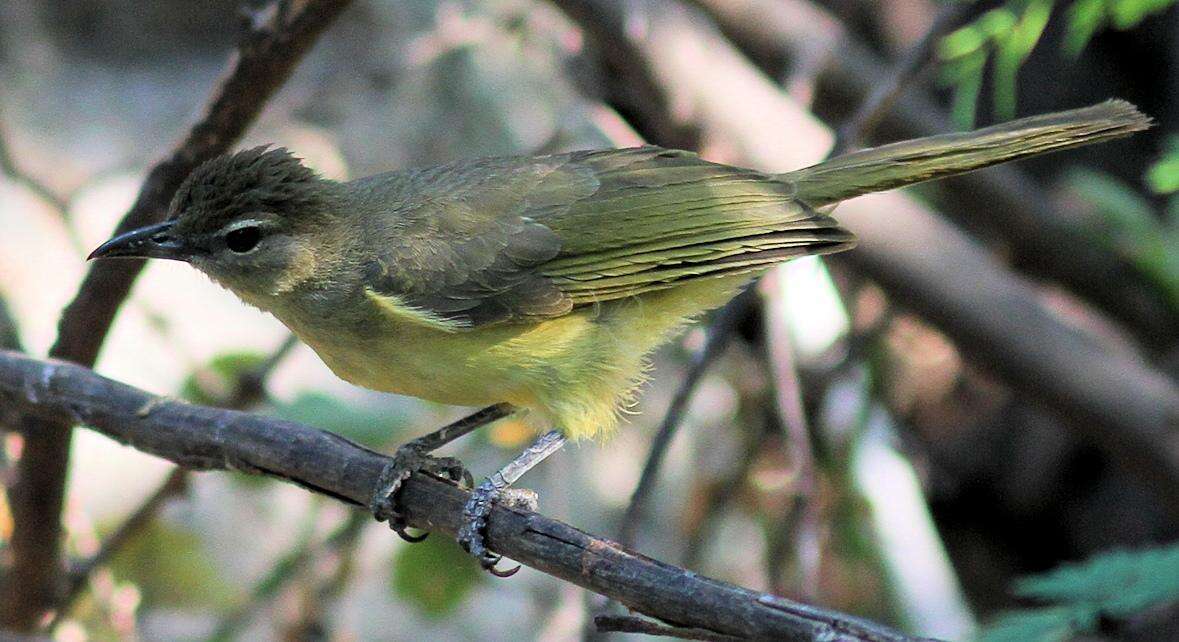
[371,446,471,542]
[458,479,532,577]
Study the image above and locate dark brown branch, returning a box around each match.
[0,350,931,642]
[0,1,354,630]
[551,0,1179,508]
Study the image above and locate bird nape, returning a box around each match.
[90,99,1150,573]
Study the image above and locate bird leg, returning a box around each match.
[458,430,567,576]
[371,403,513,542]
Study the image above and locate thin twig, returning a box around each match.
[209,511,367,642]
[56,468,189,614]
[228,333,299,407]
[682,423,770,569]
[618,289,751,549]
[831,1,976,153]
[0,1,355,630]
[759,272,821,599]
[0,350,934,642]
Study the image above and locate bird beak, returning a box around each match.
[88,220,189,261]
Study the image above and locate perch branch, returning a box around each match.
[0,350,932,642]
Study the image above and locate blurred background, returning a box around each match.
[0,0,1177,640]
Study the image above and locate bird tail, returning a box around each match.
[782,99,1151,207]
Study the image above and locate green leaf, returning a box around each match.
[390,535,484,618]
[272,392,408,447]
[180,351,268,406]
[1147,135,1179,195]
[1064,168,1179,308]
[108,519,237,608]
[1065,168,1157,236]
[1016,546,1179,616]
[979,606,1087,642]
[992,0,1051,119]
[1064,0,1108,56]
[978,544,1179,642]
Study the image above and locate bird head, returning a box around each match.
[89,146,343,298]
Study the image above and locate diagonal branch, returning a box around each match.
[1,0,355,630]
[0,350,933,642]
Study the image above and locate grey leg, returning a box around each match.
[458,430,567,576]
[371,403,514,541]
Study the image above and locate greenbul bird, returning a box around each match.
[90,100,1149,573]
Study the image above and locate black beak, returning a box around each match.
[88,220,188,261]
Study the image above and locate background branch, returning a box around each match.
[0,0,354,630]
[0,349,933,642]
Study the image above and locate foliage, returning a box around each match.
[938,0,1178,127]
[389,535,485,618]
[1065,158,1179,308]
[107,519,237,609]
[179,351,267,406]
[978,543,1179,641]
[272,391,408,447]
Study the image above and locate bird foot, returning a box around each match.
[457,480,537,577]
[371,445,473,543]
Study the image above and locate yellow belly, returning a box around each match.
[284,275,750,440]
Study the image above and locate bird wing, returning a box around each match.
[360,147,853,329]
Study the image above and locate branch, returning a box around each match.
[550,0,1179,508]
[1,2,355,629]
[0,350,931,642]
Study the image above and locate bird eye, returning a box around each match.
[225,226,262,253]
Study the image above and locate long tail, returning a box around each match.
[782,99,1151,207]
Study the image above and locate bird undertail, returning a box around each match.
[782,99,1151,207]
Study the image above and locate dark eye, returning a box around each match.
[225,226,262,253]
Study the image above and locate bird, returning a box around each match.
[89,99,1150,573]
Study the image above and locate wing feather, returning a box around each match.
[358,147,853,329]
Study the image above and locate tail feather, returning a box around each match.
[783,99,1151,207]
